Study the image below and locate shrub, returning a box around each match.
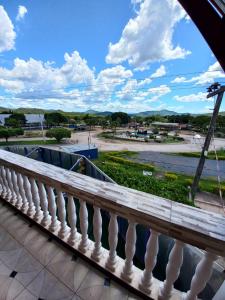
[165,172,178,181]
[107,155,155,171]
[184,178,193,186]
[212,184,225,196]
[46,128,71,142]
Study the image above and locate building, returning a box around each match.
[0,114,45,127]
[152,122,180,131]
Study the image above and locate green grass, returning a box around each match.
[94,151,192,205]
[94,151,225,204]
[0,140,59,146]
[176,149,225,160]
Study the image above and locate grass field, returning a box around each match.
[176,149,225,160]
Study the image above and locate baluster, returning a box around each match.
[121,221,137,282]
[56,190,68,238]
[139,230,159,293]
[47,185,58,232]
[0,166,4,195]
[185,252,217,300]
[68,195,77,245]
[91,206,102,261]
[23,175,35,216]
[11,170,21,207]
[159,240,184,300]
[0,166,7,197]
[17,173,28,211]
[106,213,118,271]
[38,181,49,226]
[6,168,14,202]
[2,167,11,200]
[30,178,42,221]
[78,199,89,252]
[15,172,23,209]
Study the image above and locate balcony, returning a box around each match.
[0,148,225,299]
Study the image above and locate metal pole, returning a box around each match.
[191,86,225,200]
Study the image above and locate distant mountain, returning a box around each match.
[133,110,179,117]
[85,110,112,116]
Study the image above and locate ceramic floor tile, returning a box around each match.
[3,216,30,242]
[15,289,38,300]
[26,269,75,300]
[0,260,11,276]
[46,249,89,292]
[0,274,25,300]
[23,229,60,266]
[0,246,43,287]
[76,270,128,300]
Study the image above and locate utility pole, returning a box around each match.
[191,83,225,200]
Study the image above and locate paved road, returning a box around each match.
[135,151,225,179]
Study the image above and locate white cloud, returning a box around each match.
[0,51,95,94]
[16,5,28,21]
[171,62,225,85]
[151,65,166,78]
[171,76,186,83]
[174,92,209,102]
[0,6,16,53]
[189,61,225,85]
[0,51,135,108]
[106,0,190,69]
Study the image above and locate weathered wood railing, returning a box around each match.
[0,149,224,299]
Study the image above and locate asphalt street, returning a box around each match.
[136,151,225,179]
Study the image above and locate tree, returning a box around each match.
[44,112,68,126]
[0,128,24,142]
[111,112,130,125]
[46,128,71,142]
[5,113,26,127]
[4,118,20,128]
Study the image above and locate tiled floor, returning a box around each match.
[0,202,139,300]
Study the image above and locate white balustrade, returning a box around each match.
[38,181,49,226]
[106,213,118,271]
[67,194,77,245]
[121,221,137,282]
[6,168,14,202]
[11,170,21,208]
[139,230,159,293]
[91,206,102,261]
[0,166,7,198]
[47,185,58,232]
[185,252,217,300]
[78,199,89,252]
[0,149,224,300]
[23,175,35,216]
[30,178,42,221]
[159,240,184,299]
[17,173,28,211]
[56,190,68,238]
[15,172,23,209]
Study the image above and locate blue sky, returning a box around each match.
[0,0,224,113]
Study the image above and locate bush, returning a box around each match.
[46,128,71,142]
[212,184,225,196]
[184,178,193,186]
[107,155,155,171]
[165,173,178,181]
[96,161,190,204]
